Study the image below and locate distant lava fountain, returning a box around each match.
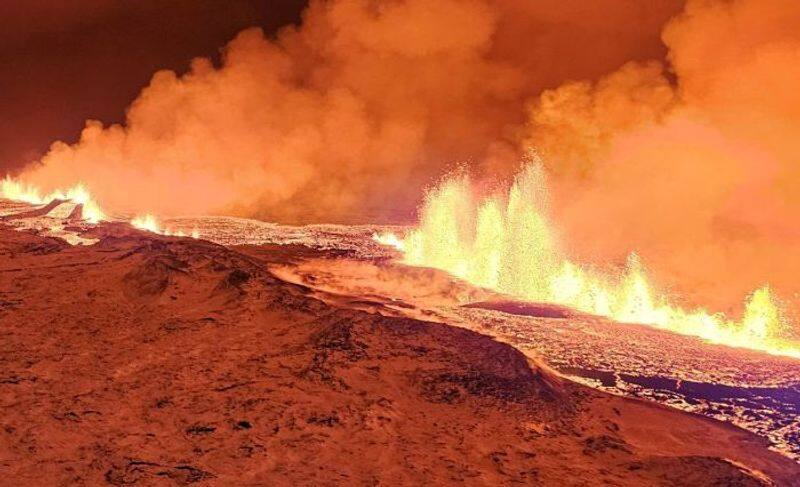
[131,214,199,238]
[0,177,198,238]
[375,164,800,359]
[1,177,105,223]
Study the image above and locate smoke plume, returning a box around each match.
[524,0,800,313]
[17,0,677,221]
[14,0,800,313]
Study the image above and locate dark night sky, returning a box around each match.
[0,0,306,173]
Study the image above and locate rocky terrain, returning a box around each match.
[1,219,799,485]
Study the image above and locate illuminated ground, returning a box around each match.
[455,307,800,461]
[2,201,799,463]
[163,214,800,462]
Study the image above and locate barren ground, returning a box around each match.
[1,223,798,485]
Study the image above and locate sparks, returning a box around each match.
[374,165,800,359]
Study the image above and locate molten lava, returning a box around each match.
[0,177,199,238]
[1,177,105,223]
[375,165,800,359]
[131,213,199,238]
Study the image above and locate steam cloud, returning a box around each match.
[17,0,677,220]
[526,0,800,313]
[14,0,800,314]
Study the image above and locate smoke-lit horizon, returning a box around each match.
[8,0,800,314]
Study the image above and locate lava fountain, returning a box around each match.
[1,177,105,223]
[375,164,800,359]
[130,214,199,238]
[0,177,199,238]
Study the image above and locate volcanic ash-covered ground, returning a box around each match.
[0,200,799,485]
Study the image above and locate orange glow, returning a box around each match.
[1,177,105,223]
[10,0,682,224]
[0,178,202,238]
[372,231,405,251]
[130,213,199,238]
[375,165,800,359]
[130,214,161,233]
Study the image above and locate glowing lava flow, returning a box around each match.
[0,178,199,238]
[375,165,800,359]
[131,214,199,238]
[1,177,105,223]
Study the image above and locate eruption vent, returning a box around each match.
[0,177,104,223]
[376,164,799,358]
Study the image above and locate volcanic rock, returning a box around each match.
[0,224,797,485]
